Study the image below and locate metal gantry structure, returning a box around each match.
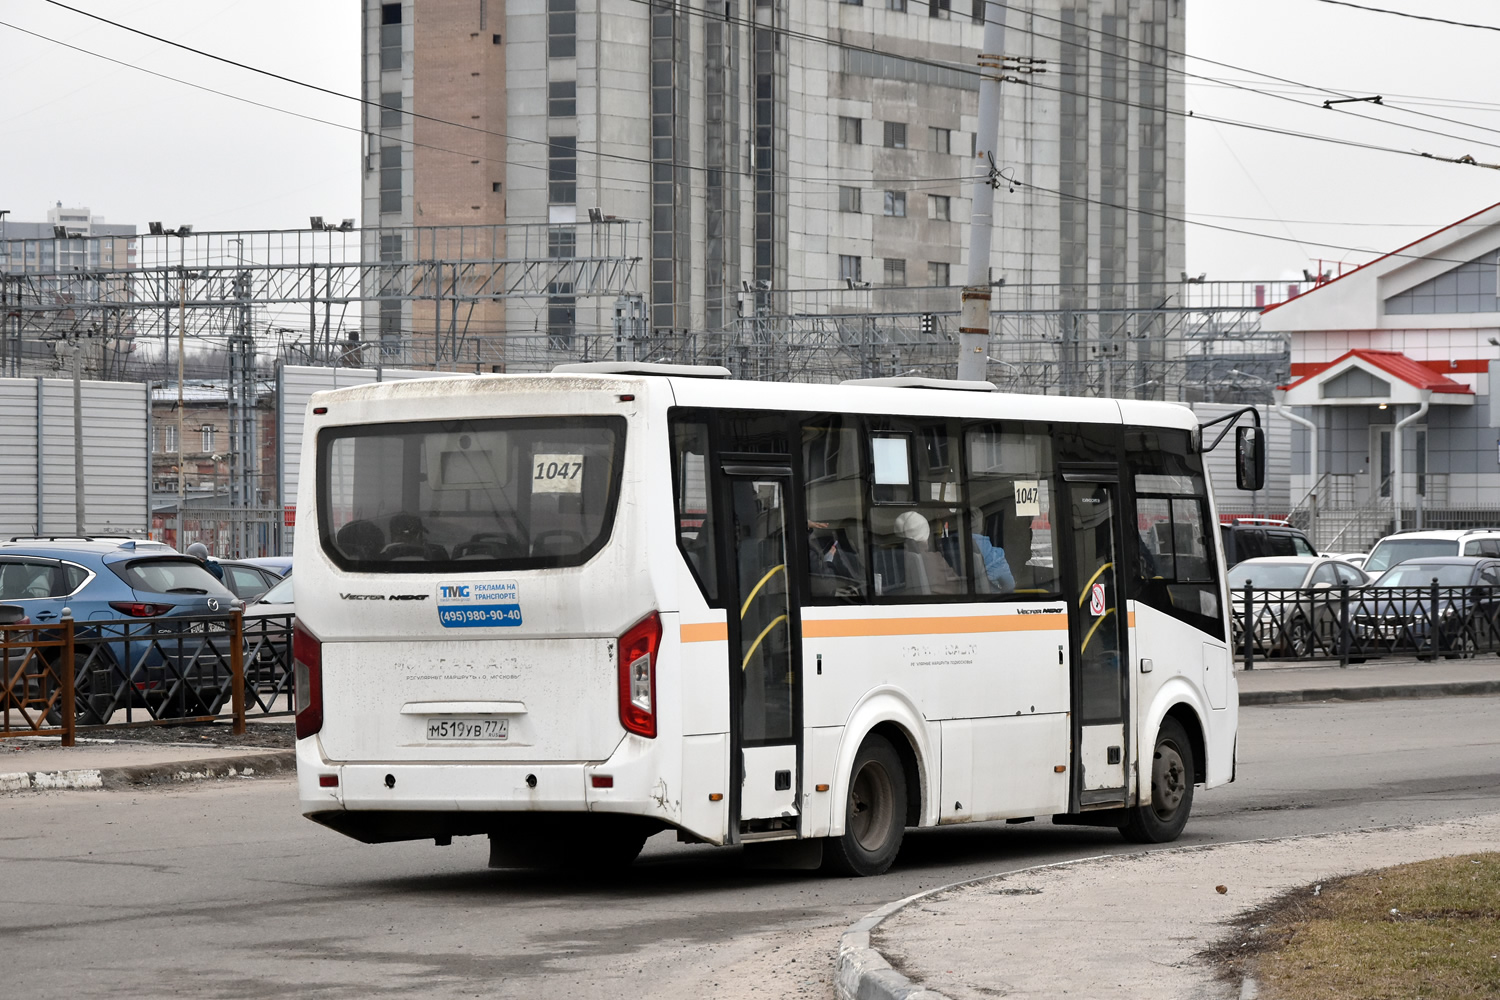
[2,222,1296,553]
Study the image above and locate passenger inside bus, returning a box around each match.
[971,507,1016,594]
[889,510,964,596]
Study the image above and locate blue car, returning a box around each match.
[0,539,239,720]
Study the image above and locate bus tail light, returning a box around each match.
[293,620,323,740]
[618,611,662,739]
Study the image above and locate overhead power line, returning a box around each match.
[1312,0,1500,32]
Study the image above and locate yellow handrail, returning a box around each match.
[741,614,788,670]
[1080,607,1115,654]
[740,563,786,619]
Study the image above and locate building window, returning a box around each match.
[883,121,907,149]
[380,3,402,71]
[839,255,862,283]
[548,135,577,204]
[929,261,950,286]
[884,258,906,286]
[380,234,402,261]
[888,0,907,9]
[380,91,402,129]
[840,0,863,5]
[548,228,577,259]
[547,281,575,350]
[839,186,862,213]
[838,116,863,145]
[929,195,951,221]
[971,0,986,23]
[930,127,950,154]
[883,191,906,217]
[379,145,402,214]
[548,0,576,58]
[156,424,177,453]
[201,425,215,453]
[548,79,576,118]
[928,0,951,17]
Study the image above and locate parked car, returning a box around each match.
[1354,556,1500,658]
[1229,556,1370,656]
[1220,519,1317,569]
[217,560,284,602]
[239,555,292,577]
[1363,529,1500,576]
[244,573,294,620]
[1323,552,1368,570]
[0,540,239,720]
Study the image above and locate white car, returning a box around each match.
[1323,552,1367,570]
[1363,529,1500,576]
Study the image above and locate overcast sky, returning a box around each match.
[3,0,1498,281]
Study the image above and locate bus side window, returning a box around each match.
[670,419,718,602]
[963,422,1058,598]
[803,417,868,603]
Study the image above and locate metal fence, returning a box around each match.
[0,612,295,745]
[1233,584,1500,669]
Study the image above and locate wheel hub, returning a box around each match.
[1151,744,1186,819]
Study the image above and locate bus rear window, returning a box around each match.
[318,417,625,572]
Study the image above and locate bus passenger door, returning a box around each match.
[1062,478,1130,809]
[721,468,803,838]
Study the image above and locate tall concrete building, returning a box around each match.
[362,0,1184,369]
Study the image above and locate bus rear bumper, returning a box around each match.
[295,735,696,843]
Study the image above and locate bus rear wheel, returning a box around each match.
[823,734,906,877]
[1119,717,1195,844]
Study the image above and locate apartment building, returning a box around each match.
[362,0,1184,364]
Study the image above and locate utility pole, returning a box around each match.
[957,2,1009,383]
[70,327,86,536]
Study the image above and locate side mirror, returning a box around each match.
[1235,425,1266,492]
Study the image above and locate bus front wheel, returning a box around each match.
[1119,717,1195,844]
[823,734,906,877]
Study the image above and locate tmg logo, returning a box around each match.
[440,585,470,599]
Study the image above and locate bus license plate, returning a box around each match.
[426,718,509,741]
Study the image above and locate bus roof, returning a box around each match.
[307,371,1199,431]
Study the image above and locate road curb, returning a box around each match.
[0,749,296,794]
[1239,679,1500,705]
[835,852,1118,1000]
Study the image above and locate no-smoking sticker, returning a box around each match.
[1089,582,1107,616]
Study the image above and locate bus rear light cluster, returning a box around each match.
[617,611,662,739]
[293,620,324,740]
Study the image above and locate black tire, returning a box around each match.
[823,734,907,877]
[1288,617,1314,658]
[1443,623,1478,660]
[1120,717,1195,844]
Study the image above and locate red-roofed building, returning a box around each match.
[1261,203,1500,542]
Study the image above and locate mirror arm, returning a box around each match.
[1199,405,1263,453]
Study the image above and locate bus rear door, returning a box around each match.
[719,460,804,839]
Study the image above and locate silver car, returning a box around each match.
[1229,556,1370,657]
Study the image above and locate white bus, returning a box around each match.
[292,365,1243,876]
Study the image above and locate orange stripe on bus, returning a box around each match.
[802,615,1066,638]
[683,613,1085,642]
[680,622,729,643]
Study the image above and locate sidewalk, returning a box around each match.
[1235,654,1500,704]
[846,813,1500,1000]
[833,660,1500,1000]
[0,721,294,792]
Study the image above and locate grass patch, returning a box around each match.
[1215,853,1500,999]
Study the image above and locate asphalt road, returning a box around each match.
[3,696,1499,999]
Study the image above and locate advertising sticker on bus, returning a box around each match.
[1088,582,1107,616]
[437,580,523,628]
